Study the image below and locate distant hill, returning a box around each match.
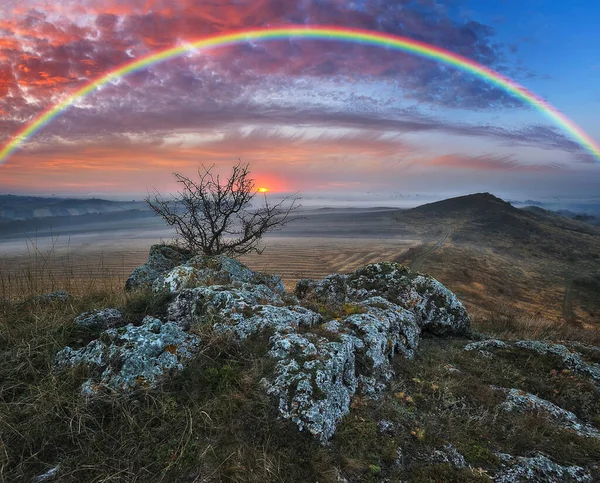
[0,194,148,221]
[401,192,600,260]
[395,193,600,324]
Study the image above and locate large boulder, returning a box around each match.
[296,262,470,336]
[153,253,286,296]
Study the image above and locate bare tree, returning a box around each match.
[145,162,301,257]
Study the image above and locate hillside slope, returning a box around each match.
[394,193,600,325]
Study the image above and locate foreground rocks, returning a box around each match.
[495,387,600,439]
[54,316,200,396]
[54,247,470,441]
[494,453,594,482]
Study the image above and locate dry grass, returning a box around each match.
[0,234,128,301]
[470,304,600,345]
[1,232,600,481]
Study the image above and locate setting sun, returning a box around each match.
[258,187,269,193]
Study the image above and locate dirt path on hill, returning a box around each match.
[410,225,452,273]
[562,274,576,323]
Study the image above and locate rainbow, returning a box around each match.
[1,25,599,164]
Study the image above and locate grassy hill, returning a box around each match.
[394,193,600,325]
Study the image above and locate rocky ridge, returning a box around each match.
[55,244,469,443]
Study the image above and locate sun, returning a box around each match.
[257,187,269,193]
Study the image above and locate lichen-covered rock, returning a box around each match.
[53,316,200,396]
[464,339,508,357]
[377,420,395,434]
[464,339,508,352]
[263,296,424,440]
[213,304,321,340]
[515,340,600,384]
[166,283,287,331]
[73,308,124,330]
[125,244,194,291]
[430,443,467,469]
[153,254,285,295]
[60,253,472,445]
[493,453,593,482]
[495,387,600,439]
[264,332,364,442]
[296,262,470,336]
[296,274,348,309]
[350,296,421,363]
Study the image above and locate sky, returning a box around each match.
[0,0,599,201]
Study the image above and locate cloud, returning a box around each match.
[425,153,564,172]
[0,0,523,125]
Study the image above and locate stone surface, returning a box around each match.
[166,283,289,332]
[464,339,508,352]
[54,316,200,396]
[430,443,467,469]
[125,244,194,291]
[73,308,124,330]
[34,290,70,303]
[297,262,470,336]
[264,331,364,442]
[515,340,600,384]
[496,387,600,439]
[154,254,285,296]
[377,420,395,434]
[493,453,593,482]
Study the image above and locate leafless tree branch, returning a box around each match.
[145,161,301,257]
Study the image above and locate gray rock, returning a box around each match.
[493,453,593,482]
[263,296,423,440]
[496,387,600,439]
[166,283,287,331]
[54,316,200,396]
[297,262,470,336]
[296,274,348,309]
[264,332,364,442]
[30,464,60,482]
[515,340,600,384]
[154,254,285,295]
[464,339,508,352]
[125,244,194,291]
[213,304,321,340]
[59,254,472,446]
[74,308,124,330]
[377,420,395,434]
[34,291,70,303]
[430,443,467,469]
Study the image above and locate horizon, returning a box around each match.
[1,2,599,197]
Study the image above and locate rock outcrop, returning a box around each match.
[73,308,124,330]
[494,453,594,482]
[125,244,194,291]
[54,316,201,396]
[54,247,470,441]
[495,387,600,439]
